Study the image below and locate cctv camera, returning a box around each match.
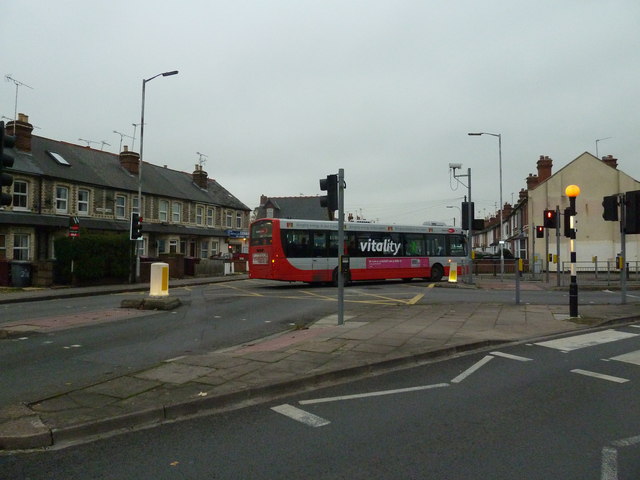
[448,163,462,169]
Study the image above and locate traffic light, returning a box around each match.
[625,190,640,235]
[319,174,338,219]
[461,201,474,230]
[130,213,143,240]
[563,207,572,238]
[69,216,80,238]
[543,209,557,228]
[536,225,544,238]
[0,121,16,207]
[602,195,619,221]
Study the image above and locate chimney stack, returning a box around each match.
[536,155,553,182]
[119,145,141,174]
[601,155,618,169]
[6,113,34,152]
[192,164,208,189]
[526,173,539,190]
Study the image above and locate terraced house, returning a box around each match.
[0,114,250,286]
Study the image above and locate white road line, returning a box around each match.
[630,325,640,329]
[451,355,494,384]
[571,369,629,384]
[270,404,331,427]
[490,351,533,362]
[601,434,640,480]
[299,383,450,405]
[535,329,638,352]
[611,349,640,366]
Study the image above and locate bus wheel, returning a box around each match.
[332,268,351,286]
[401,278,412,282]
[430,264,444,282]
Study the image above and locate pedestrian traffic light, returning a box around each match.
[0,121,16,207]
[602,195,619,221]
[130,213,143,240]
[69,216,80,238]
[319,174,338,219]
[543,209,557,228]
[536,225,544,238]
[563,207,572,238]
[624,190,640,235]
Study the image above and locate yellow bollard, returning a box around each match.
[150,262,169,297]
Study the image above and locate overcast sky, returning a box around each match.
[3,1,639,225]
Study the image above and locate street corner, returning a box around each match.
[0,404,52,450]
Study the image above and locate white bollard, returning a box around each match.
[149,262,169,297]
[448,261,458,283]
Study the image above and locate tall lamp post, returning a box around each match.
[565,184,580,317]
[468,132,503,281]
[137,70,179,279]
[446,205,461,226]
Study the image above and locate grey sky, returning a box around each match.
[3,0,639,225]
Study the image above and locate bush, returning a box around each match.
[54,233,131,284]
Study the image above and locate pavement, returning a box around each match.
[1,274,639,451]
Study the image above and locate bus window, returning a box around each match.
[447,235,467,256]
[426,234,445,256]
[281,230,310,257]
[312,231,328,257]
[250,220,272,246]
[403,233,425,256]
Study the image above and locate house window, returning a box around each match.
[13,233,30,261]
[132,196,142,216]
[12,181,28,209]
[115,195,126,218]
[211,240,219,255]
[196,206,204,225]
[169,240,178,253]
[236,213,242,228]
[0,234,6,259]
[201,240,209,259]
[159,200,169,222]
[55,186,69,213]
[206,208,214,227]
[266,207,274,218]
[77,189,90,215]
[157,239,166,255]
[172,203,181,223]
[226,211,233,228]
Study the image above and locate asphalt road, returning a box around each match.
[4,323,640,479]
[0,279,632,407]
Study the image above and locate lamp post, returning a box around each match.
[565,184,580,317]
[446,205,461,226]
[136,70,178,280]
[468,132,503,281]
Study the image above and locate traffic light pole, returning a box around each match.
[556,205,561,287]
[620,193,627,304]
[338,168,345,326]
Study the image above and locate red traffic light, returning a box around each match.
[543,209,557,228]
[536,225,544,238]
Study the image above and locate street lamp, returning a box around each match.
[595,137,612,159]
[468,132,503,281]
[446,205,461,226]
[137,70,178,279]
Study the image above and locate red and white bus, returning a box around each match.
[249,218,468,284]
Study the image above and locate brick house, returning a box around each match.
[0,114,250,286]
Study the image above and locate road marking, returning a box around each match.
[601,433,640,479]
[271,404,330,427]
[451,355,494,383]
[630,325,640,329]
[299,383,449,405]
[611,349,640,366]
[490,351,533,362]
[535,329,638,352]
[571,369,629,383]
[407,294,424,305]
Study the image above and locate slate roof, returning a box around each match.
[256,196,330,220]
[11,135,249,211]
